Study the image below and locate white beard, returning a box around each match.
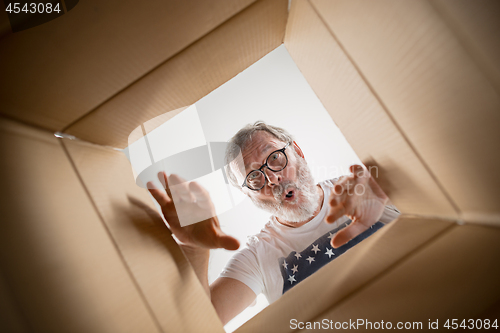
[250,156,320,223]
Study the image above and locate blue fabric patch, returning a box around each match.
[279,221,384,294]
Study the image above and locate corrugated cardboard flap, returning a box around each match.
[307,0,500,220]
[0,117,162,332]
[0,0,256,132]
[236,216,500,333]
[62,138,225,333]
[64,0,288,148]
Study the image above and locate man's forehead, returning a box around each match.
[242,133,284,165]
[256,143,274,156]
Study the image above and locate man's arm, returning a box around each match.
[148,172,254,324]
[179,245,211,295]
[180,246,256,325]
[211,277,257,325]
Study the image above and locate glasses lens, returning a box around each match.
[246,170,265,190]
[267,151,287,171]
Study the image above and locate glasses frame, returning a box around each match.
[241,142,291,191]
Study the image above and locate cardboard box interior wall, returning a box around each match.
[1,0,500,332]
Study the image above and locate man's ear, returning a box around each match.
[292,141,305,159]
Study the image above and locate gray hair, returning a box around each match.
[225,121,294,188]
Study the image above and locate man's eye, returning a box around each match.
[271,153,279,160]
[249,172,260,179]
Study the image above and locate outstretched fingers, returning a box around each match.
[168,174,195,203]
[326,184,347,223]
[157,172,173,199]
[147,181,171,207]
[349,164,365,179]
[326,201,345,223]
[189,182,214,210]
[331,220,369,248]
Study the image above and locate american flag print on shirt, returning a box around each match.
[279,220,385,294]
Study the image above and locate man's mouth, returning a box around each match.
[284,189,295,201]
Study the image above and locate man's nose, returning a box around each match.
[263,168,280,187]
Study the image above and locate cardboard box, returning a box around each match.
[1,0,499,332]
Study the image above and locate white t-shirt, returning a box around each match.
[219,179,400,304]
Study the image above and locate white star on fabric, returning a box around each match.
[282,261,288,269]
[311,244,320,254]
[294,253,302,259]
[325,248,335,258]
[327,232,334,239]
[306,256,315,264]
[291,265,298,274]
[288,275,296,284]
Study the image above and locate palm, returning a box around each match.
[148,173,239,251]
[326,165,388,248]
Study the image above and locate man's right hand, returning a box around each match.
[147,172,240,251]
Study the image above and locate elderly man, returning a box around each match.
[148,121,399,325]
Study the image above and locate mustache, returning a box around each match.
[272,181,298,203]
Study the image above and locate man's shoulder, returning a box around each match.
[241,218,288,255]
[245,221,275,245]
[229,227,275,267]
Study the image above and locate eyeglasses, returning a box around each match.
[241,142,290,191]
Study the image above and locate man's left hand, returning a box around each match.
[326,164,388,248]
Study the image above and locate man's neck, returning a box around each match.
[277,184,324,228]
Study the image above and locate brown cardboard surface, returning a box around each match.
[235,216,454,333]
[126,106,187,147]
[62,138,224,333]
[64,0,288,149]
[0,6,10,39]
[310,0,500,218]
[0,117,160,332]
[284,0,457,218]
[304,223,500,330]
[0,273,27,333]
[432,0,500,95]
[0,0,255,132]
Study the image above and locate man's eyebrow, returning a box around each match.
[262,144,274,154]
